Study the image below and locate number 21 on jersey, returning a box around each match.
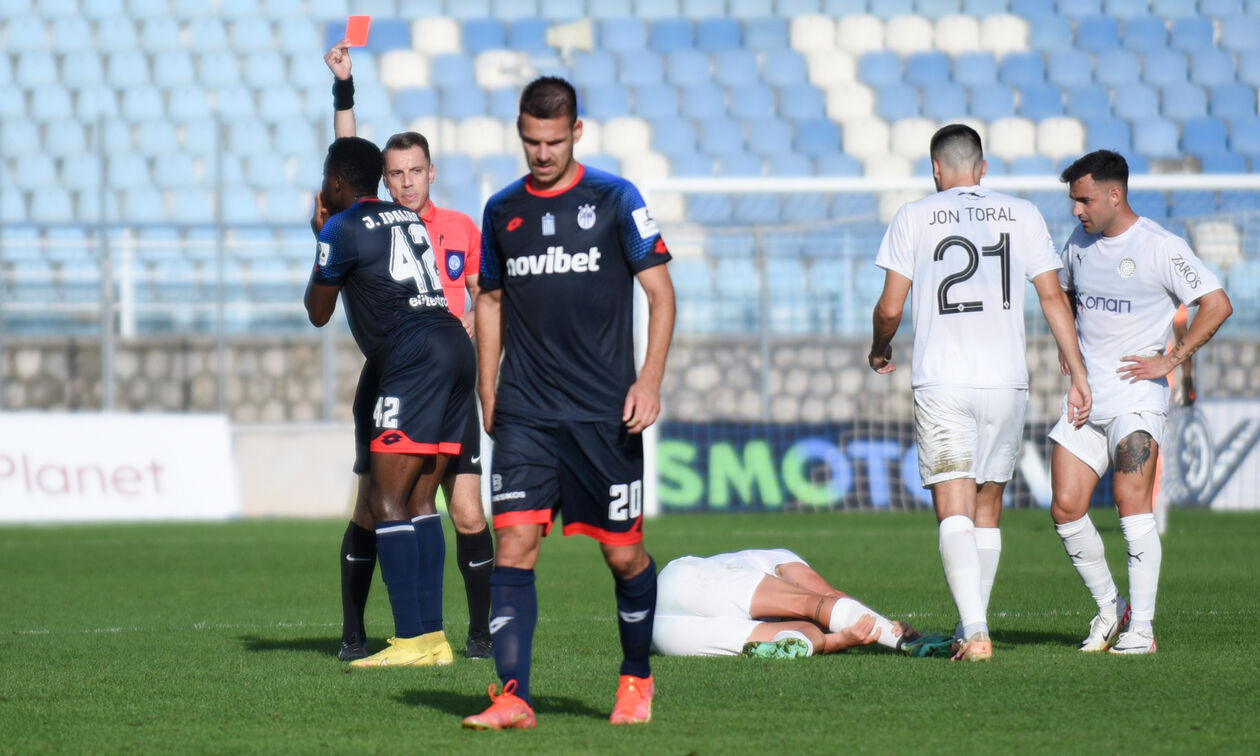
[934,232,1011,314]
[389,223,442,295]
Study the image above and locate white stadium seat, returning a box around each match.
[1190,220,1242,269]
[841,116,890,157]
[987,116,1037,160]
[621,151,670,186]
[890,117,940,160]
[825,82,876,123]
[979,15,1029,58]
[454,116,508,160]
[380,50,431,89]
[880,188,928,222]
[863,152,913,178]
[884,15,935,55]
[412,17,461,56]
[836,15,885,55]
[789,14,837,54]
[475,50,533,91]
[805,49,857,88]
[934,15,982,56]
[575,119,603,155]
[407,116,458,155]
[601,117,652,158]
[1035,117,1086,160]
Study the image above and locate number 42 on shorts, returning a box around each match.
[374,396,400,429]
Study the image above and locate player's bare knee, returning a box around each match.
[603,543,650,579]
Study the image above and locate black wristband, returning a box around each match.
[332,76,355,111]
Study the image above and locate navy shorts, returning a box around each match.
[488,414,645,545]
[355,319,476,460]
[353,363,481,475]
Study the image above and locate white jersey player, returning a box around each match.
[1049,150,1232,655]
[652,549,948,658]
[869,124,1091,662]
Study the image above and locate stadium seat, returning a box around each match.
[766,153,813,177]
[904,52,951,88]
[1162,82,1208,121]
[58,154,103,192]
[1024,13,1073,53]
[742,16,787,52]
[153,51,197,89]
[231,17,274,52]
[135,119,180,157]
[430,53,477,88]
[0,87,23,119]
[890,118,936,160]
[680,82,727,119]
[970,83,1017,121]
[221,187,262,225]
[922,83,968,121]
[1230,117,1260,159]
[15,51,58,89]
[1019,84,1065,120]
[243,50,286,89]
[462,18,506,55]
[789,14,836,53]
[979,14,1031,57]
[45,121,87,157]
[12,154,57,192]
[186,18,228,53]
[633,83,679,119]
[1144,50,1188,88]
[714,50,759,88]
[762,49,809,88]
[666,50,711,87]
[583,84,631,120]
[715,152,763,177]
[1075,15,1119,53]
[650,116,697,157]
[987,117,1036,160]
[1169,17,1215,53]
[962,0,1007,15]
[50,16,93,53]
[807,50,859,92]
[1201,0,1243,15]
[411,17,461,56]
[1103,0,1150,19]
[277,17,319,54]
[121,86,165,122]
[1047,50,1093,89]
[686,193,733,224]
[1036,117,1086,160]
[698,116,745,157]
[1181,117,1229,158]
[875,84,920,122]
[815,150,862,176]
[695,18,742,53]
[1009,155,1055,175]
[1055,0,1102,19]
[999,52,1046,89]
[1094,49,1140,88]
[490,0,540,20]
[505,18,549,54]
[1190,49,1238,89]
[866,0,913,18]
[1113,84,1159,121]
[730,83,777,120]
[1210,84,1257,121]
[1132,118,1180,160]
[864,153,913,178]
[634,0,680,19]
[779,84,825,121]
[883,15,933,55]
[1065,84,1111,120]
[619,50,665,87]
[648,18,693,53]
[953,51,998,87]
[858,51,903,88]
[1121,16,1167,53]
[1200,151,1248,173]
[795,117,841,157]
[1220,14,1260,52]
[670,151,716,177]
[30,86,73,123]
[379,51,430,89]
[933,15,981,56]
[836,15,885,55]
[213,86,256,119]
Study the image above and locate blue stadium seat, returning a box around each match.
[970,83,1016,121]
[241,50,286,89]
[244,154,289,191]
[1239,51,1260,88]
[59,154,103,192]
[1210,83,1257,121]
[12,154,57,191]
[487,87,518,121]
[698,116,745,156]
[778,84,825,121]
[1121,16,1167,53]
[153,51,197,89]
[715,152,763,177]
[440,87,488,120]
[1162,82,1208,121]
[1026,13,1074,53]
[998,52,1046,89]
[983,155,1009,176]
[1066,85,1111,120]
[258,85,303,124]
[1048,50,1093,89]
[1056,0,1101,19]
[232,17,275,52]
[1113,84,1159,121]
[916,0,963,19]
[1019,84,1065,120]
[729,0,774,18]
[1150,0,1195,13]
[1144,49,1188,87]
[695,18,742,53]
[17,51,59,89]
[651,116,697,157]
[923,83,968,121]
[430,53,477,88]
[1181,117,1229,158]
[135,119,179,156]
[4,16,46,55]
[666,50,711,87]
[277,17,319,54]
[636,0,681,18]
[648,18,693,53]
[1190,49,1237,88]
[766,153,813,177]
[507,18,550,54]
[76,89,118,121]
[1075,16,1119,53]
[814,151,862,176]
[961,0,1006,14]
[61,51,104,89]
[714,50,759,88]
[1169,16,1215,53]
[1220,14,1260,52]
[743,17,788,51]
[686,194,733,224]
[582,84,631,120]
[762,49,809,88]
[1168,189,1216,217]
[1132,118,1180,160]
[1230,116,1260,159]
[953,52,998,87]
[199,51,242,88]
[0,193,28,223]
[45,121,87,156]
[601,18,647,53]
[633,83,679,119]
[394,88,438,120]
[1094,49,1140,88]
[1200,151,1248,172]
[866,0,913,16]
[1084,117,1132,154]
[746,117,793,158]
[904,52,951,88]
[681,82,727,119]
[669,151,716,177]
[462,18,506,55]
[538,0,584,19]
[619,50,664,87]
[730,83,776,120]
[912,155,933,176]
[100,120,133,154]
[29,187,73,224]
[153,153,197,191]
[490,0,541,20]
[121,85,165,121]
[859,51,903,87]
[221,187,262,225]
[30,86,73,122]
[876,84,920,122]
[781,193,829,223]
[1009,155,1056,175]
[121,187,165,223]
[1219,189,1260,211]
[1104,0,1150,19]
[1201,0,1243,15]
[587,0,634,20]
[227,120,273,156]
[795,118,840,158]
[50,17,93,53]
[186,18,228,53]
[1128,190,1168,220]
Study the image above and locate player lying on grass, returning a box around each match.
[652,549,952,658]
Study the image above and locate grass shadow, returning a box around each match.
[992,629,1082,646]
[238,633,340,656]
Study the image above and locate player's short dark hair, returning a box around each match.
[324,137,382,197]
[518,76,578,127]
[384,131,431,163]
[1060,150,1129,192]
[929,124,983,169]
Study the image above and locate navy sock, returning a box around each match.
[490,566,537,705]
[339,521,376,642]
[412,514,445,634]
[615,557,657,679]
[375,520,421,638]
[455,527,495,639]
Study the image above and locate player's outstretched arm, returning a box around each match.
[1119,289,1233,384]
[1034,270,1090,427]
[476,288,504,433]
[324,39,356,139]
[624,264,675,434]
[868,270,909,373]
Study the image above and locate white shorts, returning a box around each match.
[913,387,1027,487]
[652,549,807,657]
[1049,411,1166,478]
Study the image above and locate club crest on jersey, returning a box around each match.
[446,250,465,278]
[317,241,331,266]
[577,204,596,230]
[1117,257,1136,278]
[542,212,556,236]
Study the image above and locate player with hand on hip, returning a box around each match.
[869,124,1091,662]
[1050,150,1232,654]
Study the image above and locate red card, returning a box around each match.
[345,15,371,46]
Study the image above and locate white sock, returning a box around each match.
[827,597,902,650]
[1120,513,1162,630]
[1055,514,1119,615]
[772,629,815,656]
[939,515,987,637]
[975,527,1002,614]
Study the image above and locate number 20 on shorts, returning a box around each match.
[608,480,643,521]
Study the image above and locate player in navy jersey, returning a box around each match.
[462,77,675,730]
[305,137,477,668]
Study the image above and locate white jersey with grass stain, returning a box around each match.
[1059,216,1222,420]
[875,185,1062,390]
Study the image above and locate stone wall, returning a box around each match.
[2,334,1256,422]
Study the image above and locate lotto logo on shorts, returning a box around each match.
[380,432,403,445]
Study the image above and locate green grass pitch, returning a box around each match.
[1,509,1257,754]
